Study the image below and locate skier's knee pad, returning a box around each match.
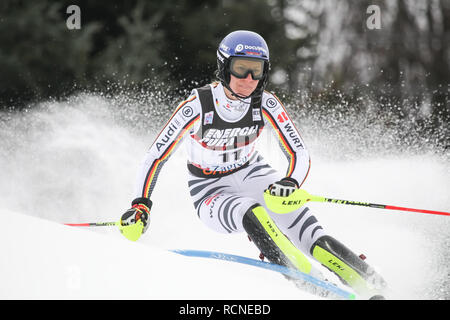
[242,204,311,274]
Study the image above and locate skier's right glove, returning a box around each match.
[119,197,152,241]
[268,177,299,197]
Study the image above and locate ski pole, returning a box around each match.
[63,220,144,241]
[264,189,450,217]
[64,221,119,227]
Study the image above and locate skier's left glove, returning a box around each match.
[119,197,152,241]
[268,177,299,197]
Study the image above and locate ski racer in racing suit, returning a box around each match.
[119,30,387,299]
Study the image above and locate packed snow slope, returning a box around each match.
[0,94,448,299]
[1,210,317,299]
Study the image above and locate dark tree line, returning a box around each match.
[0,0,448,147]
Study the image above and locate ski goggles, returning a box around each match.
[229,57,265,80]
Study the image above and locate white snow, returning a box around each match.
[0,94,448,299]
[0,210,314,299]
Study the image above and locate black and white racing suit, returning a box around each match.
[134,82,324,257]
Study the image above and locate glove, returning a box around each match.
[268,177,299,197]
[119,197,152,241]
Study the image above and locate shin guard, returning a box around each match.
[242,204,312,274]
[311,235,387,297]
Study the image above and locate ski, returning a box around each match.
[171,249,356,300]
[64,221,118,227]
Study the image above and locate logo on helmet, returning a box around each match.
[235,44,244,52]
[220,43,230,52]
[235,44,267,55]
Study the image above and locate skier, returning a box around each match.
[119,30,387,299]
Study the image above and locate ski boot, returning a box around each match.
[311,235,388,299]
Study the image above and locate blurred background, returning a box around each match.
[0,0,449,152]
